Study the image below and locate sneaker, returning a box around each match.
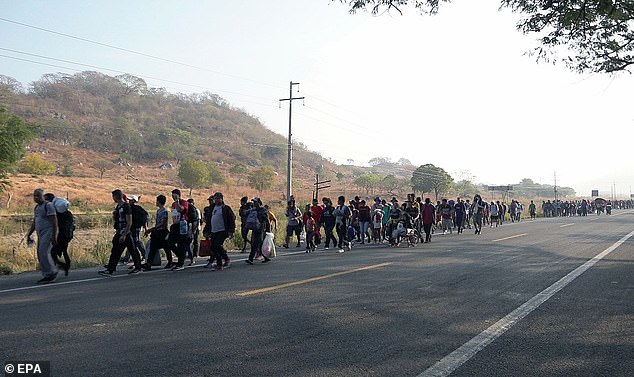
[171,265,185,271]
[282,244,289,249]
[262,256,271,263]
[205,262,216,269]
[305,249,310,253]
[128,268,142,275]
[223,259,232,269]
[188,260,196,266]
[324,246,329,250]
[36,273,57,284]
[338,249,345,253]
[164,262,176,270]
[141,263,152,271]
[98,269,113,277]
[245,259,254,265]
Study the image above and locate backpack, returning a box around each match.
[131,204,149,229]
[245,209,261,230]
[57,210,75,241]
[187,203,199,224]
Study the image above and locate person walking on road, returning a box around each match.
[99,189,142,276]
[142,195,170,271]
[283,200,302,248]
[204,192,236,271]
[246,197,271,264]
[26,189,59,284]
[421,198,436,243]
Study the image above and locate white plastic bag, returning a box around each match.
[262,232,276,258]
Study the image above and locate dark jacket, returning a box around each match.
[203,203,236,236]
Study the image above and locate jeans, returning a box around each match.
[359,221,370,243]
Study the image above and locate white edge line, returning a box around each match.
[0,250,307,295]
[418,228,634,377]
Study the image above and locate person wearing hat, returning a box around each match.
[203,192,236,271]
[246,197,272,264]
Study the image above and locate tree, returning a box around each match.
[368,157,390,166]
[230,163,249,185]
[207,163,225,188]
[92,159,115,179]
[0,107,34,191]
[20,153,56,175]
[248,165,276,193]
[453,180,478,198]
[178,159,210,196]
[354,173,382,194]
[411,163,453,200]
[381,174,401,194]
[397,158,413,166]
[336,172,345,180]
[338,0,634,74]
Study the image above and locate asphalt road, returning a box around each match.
[1,212,633,377]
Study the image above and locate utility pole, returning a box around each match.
[314,174,331,201]
[279,81,304,201]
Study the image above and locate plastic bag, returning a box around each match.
[262,232,276,258]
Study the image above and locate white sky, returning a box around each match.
[1,0,633,197]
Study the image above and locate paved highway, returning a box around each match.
[1,212,633,377]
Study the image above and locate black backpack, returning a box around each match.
[131,204,149,229]
[57,210,75,241]
[187,203,199,224]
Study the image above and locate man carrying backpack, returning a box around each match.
[203,192,236,271]
[99,189,143,276]
[128,195,148,266]
[245,197,271,264]
[333,195,352,253]
[167,189,189,271]
[44,193,74,276]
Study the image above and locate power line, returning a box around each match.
[0,17,285,90]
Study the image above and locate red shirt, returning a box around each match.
[310,205,323,223]
[171,199,189,222]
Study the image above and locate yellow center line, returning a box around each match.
[560,223,575,228]
[492,233,528,242]
[236,262,393,297]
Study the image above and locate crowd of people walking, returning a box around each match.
[23,186,631,284]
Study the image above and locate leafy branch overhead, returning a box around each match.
[338,0,634,73]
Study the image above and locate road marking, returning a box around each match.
[236,262,393,297]
[559,223,575,228]
[492,233,527,242]
[418,228,634,377]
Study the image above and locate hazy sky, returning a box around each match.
[1,0,633,197]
